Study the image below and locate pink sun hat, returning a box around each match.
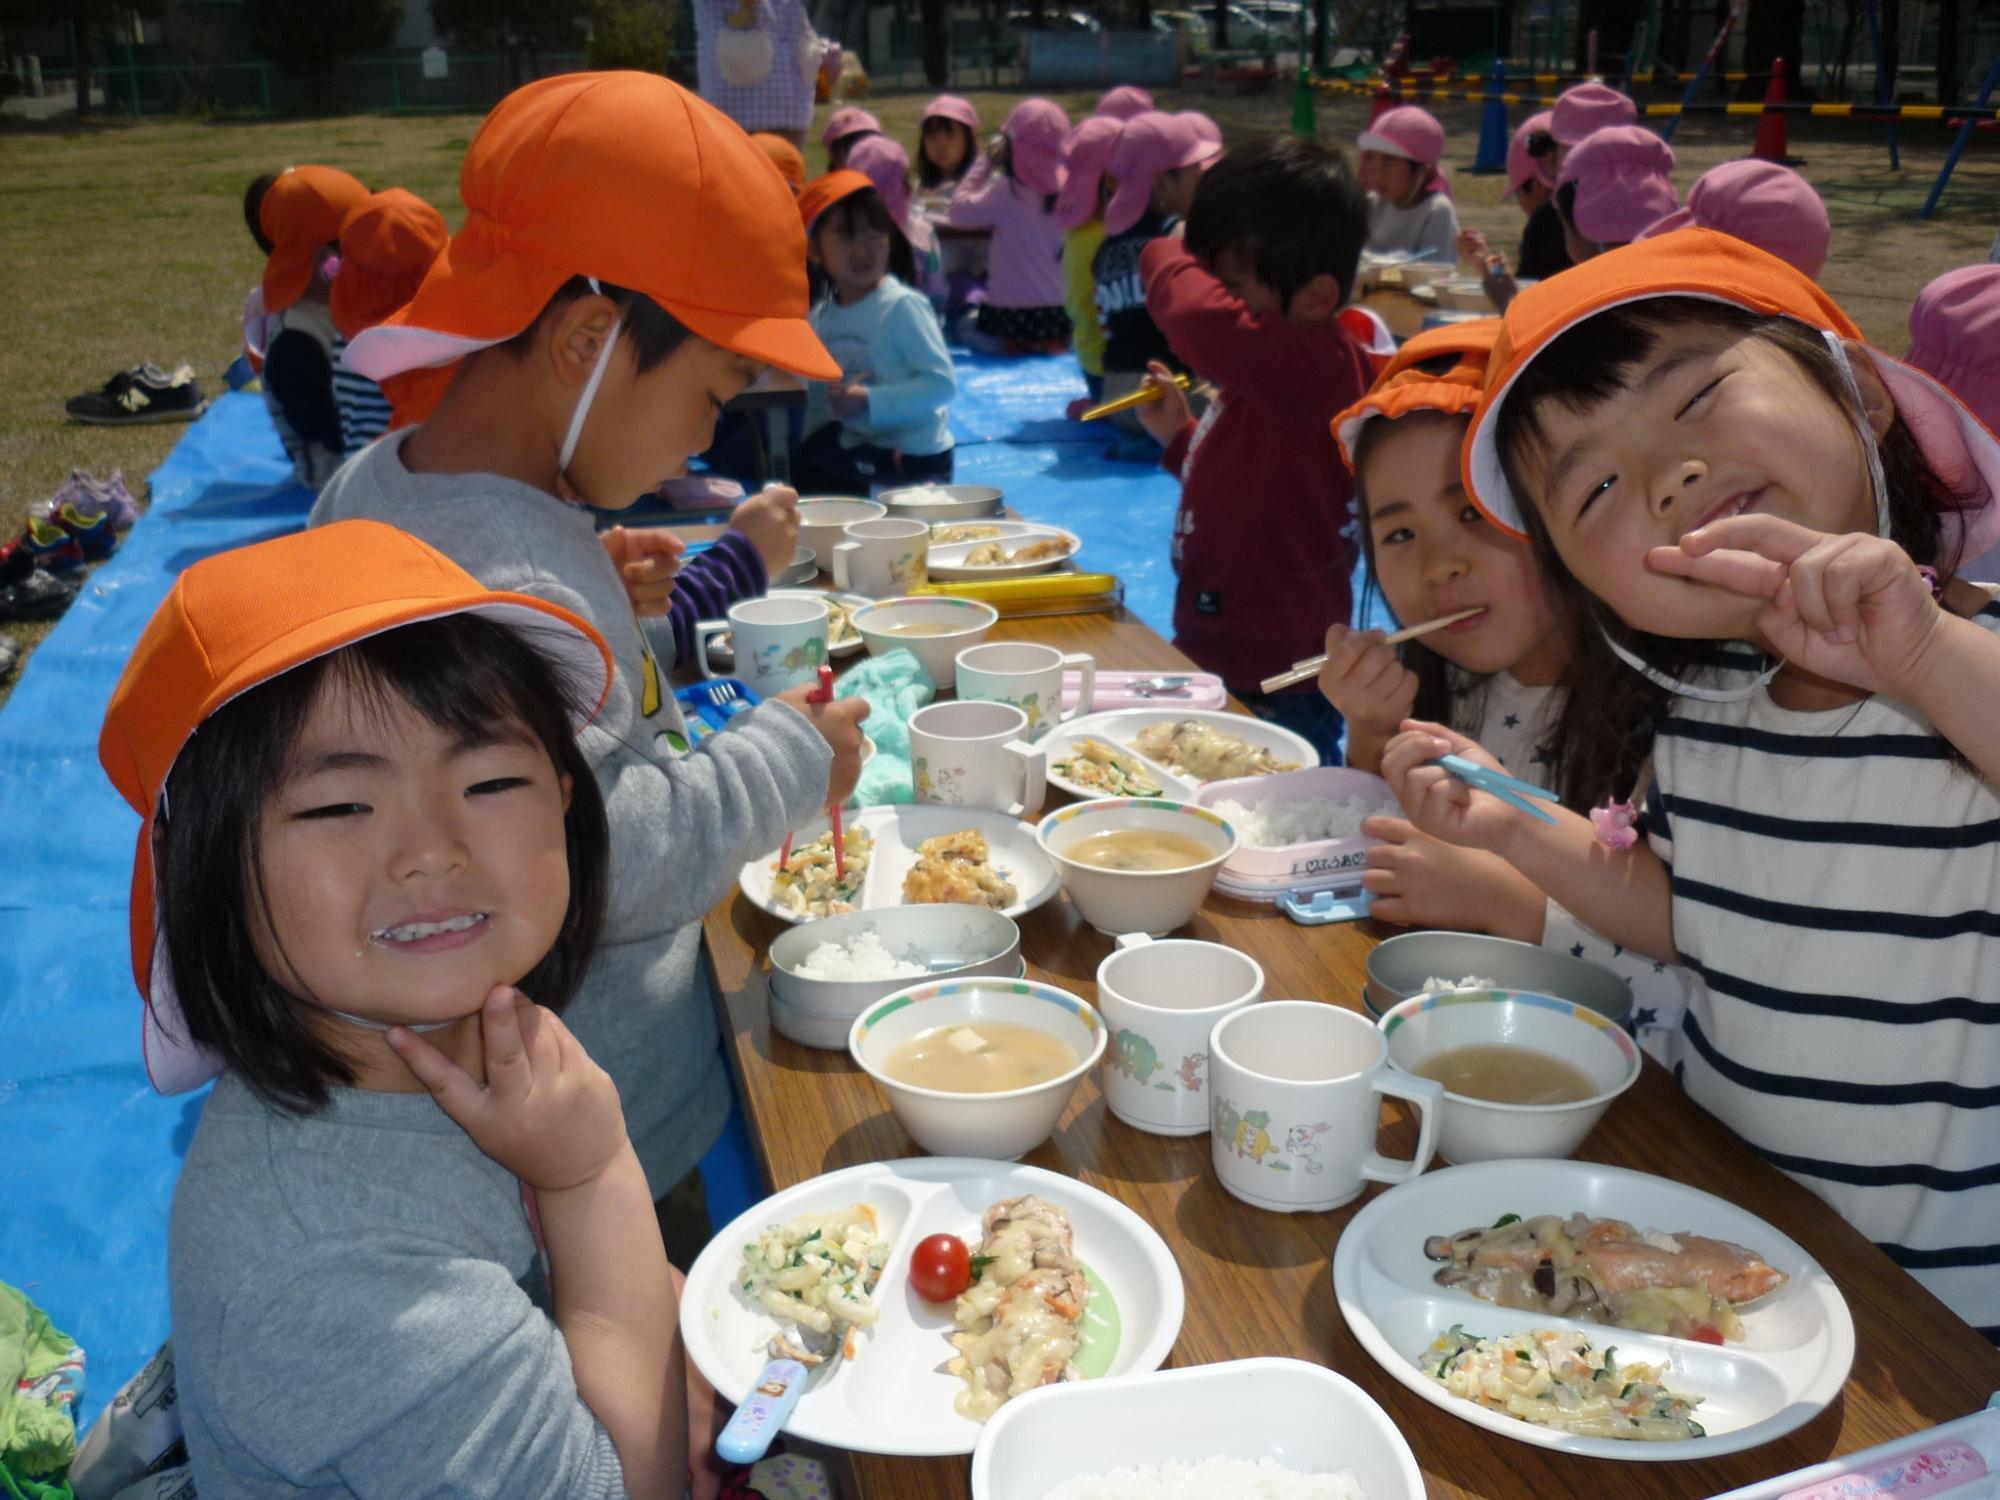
[1178,110,1223,152]
[1356,105,1450,195]
[1103,111,1221,235]
[1506,110,1558,196]
[1055,114,1124,229]
[1001,97,1072,196]
[821,105,881,148]
[921,93,980,133]
[1638,159,1830,278]
[1552,80,1638,146]
[1908,264,2000,440]
[1559,124,1679,245]
[1096,85,1154,120]
[844,133,914,225]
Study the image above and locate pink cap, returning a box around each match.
[1637,159,1830,279]
[1178,110,1223,151]
[822,106,881,148]
[1907,264,2000,440]
[1506,110,1557,196]
[1559,124,1679,245]
[922,93,980,133]
[1357,105,1449,195]
[1103,111,1221,236]
[1096,85,1155,120]
[845,133,913,226]
[1055,114,1124,230]
[1551,80,1637,146]
[1002,97,1073,197]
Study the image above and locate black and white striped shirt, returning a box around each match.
[332,334,393,455]
[1647,598,2000,1341]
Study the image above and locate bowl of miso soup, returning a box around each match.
[853,596,998,685]
[848,978,1106,1159]
[1035,798,1238,937]
[1376,990,1641,1164]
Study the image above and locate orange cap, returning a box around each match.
[1332,318,1499,471]
[381,362,459,430]
[98,520,612,1095]
[331,188,450,341]
[798,169,875,233]
[260,165,370,313]
[752,131,807,192]
[346,72,839,383]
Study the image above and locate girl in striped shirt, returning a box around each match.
[1382,230,2000,1342]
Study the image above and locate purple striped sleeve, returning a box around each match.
[668,529,770,664]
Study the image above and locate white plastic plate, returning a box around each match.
[1333,1158,1856,1462]
[683,1157,1186,1457]
[1042,708,1319,804]
[927,525,1082,581]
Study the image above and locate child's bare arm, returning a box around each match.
[1381,721,1678,961]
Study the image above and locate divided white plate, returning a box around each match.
[703,590,869,667]
[740,805,1060,924]
[927,525,1082,581]
[1333,1159,1856,1462]
[1042,709,1320,803]
[683,1158,1187,1457]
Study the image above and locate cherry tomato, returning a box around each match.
[1690,1323,1725,1346]
[908,1233,973,1302]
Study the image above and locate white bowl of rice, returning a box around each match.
[970,1357,1422,1500]
[766,904,1022,1050]
[1195,767,1399,886]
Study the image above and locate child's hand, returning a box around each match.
[828,381,870,420]
[727,485,802,575]
[1134,360,1191,446]
[1361,815,1546,939]
[775,687,872,807]
[1650,514,1943,699]
[603,525,686,619]
[388,987,628,1194]
[1455,227,1489,263]
[1317,624,1418,741]
[1379,719,1528,853]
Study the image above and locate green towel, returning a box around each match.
[0,1282,82,1498]
[834,647,935,808]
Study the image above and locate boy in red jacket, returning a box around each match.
[1137,135,1371,762]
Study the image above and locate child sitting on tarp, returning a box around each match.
[329,187,451,438]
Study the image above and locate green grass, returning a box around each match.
[1,87,1993,701]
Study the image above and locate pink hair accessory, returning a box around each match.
[1591,798,1640,851]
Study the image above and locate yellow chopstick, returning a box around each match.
[1076,373,1191,423]
[1258,608,1484,694]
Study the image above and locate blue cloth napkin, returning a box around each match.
[834,648,936,806]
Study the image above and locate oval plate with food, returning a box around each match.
[705,590,870,667]
[682,1157,1185,1457]
[1042,709,1320,804]
[739,805,1060,924]
[927,526,1082,581]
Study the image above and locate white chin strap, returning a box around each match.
[558,277,622,478]
[1600,628,1782,702]
[327,1009,459,1034]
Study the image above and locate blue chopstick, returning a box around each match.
[1429,752,1560,824]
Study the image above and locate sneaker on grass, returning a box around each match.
[20,517,86,574]
[38,468,141,529]
[0,544,81,621]
[63,363,208,425]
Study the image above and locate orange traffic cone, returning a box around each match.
[1750,58,1796,163]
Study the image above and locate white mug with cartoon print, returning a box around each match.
[907,700,1046,818]
[1207,1001,1441,1212]
[954,641,1096,742]
[833,517,929,597]
[1095,934,1263,1136]
[693,594,830,696]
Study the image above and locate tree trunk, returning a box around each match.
[1213,0,1229,47]
[73,5,92,118]
[1662,0,1690,72]
[919,0,947,83]
[1934,0,1960,105]
[1879,0,1900,101]
[1312,0,1328,65]
[1742,0,1807,97]
[1574,0,1637,75]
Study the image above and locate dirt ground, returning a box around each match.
[0,84,1993,693]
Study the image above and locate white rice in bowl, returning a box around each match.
[791,930,926,982]
[1043,1457,1363,1499]
[1210,795,1384,849]
[1419,974,1498,995]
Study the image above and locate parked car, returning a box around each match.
[1005,8,1102,31]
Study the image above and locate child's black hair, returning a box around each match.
[504,275,695,375]
[155,613,611,1116]
[917,116,977,188]
[811,187,918,290]
[1185,133,1369,310]
[827,129,876,169]
[244,173,278,255]
[1494,298,1968,809]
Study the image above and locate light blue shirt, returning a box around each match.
[805,275,956,458]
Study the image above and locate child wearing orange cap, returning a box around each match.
[311,73,871,1260]
[1383,231,2000,1338]
[794,170,956,495]
[1322,321,1697,1059]
[329,187,449,444]
[100,521,708,1498]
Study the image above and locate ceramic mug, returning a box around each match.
[693,595,830,695]
[1207,1001,1441,1213]
[954,641,1096,742]
[908,700,1046,818]
[833,517,929,597]
[1095,934,1264,1136]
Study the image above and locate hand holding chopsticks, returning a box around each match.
[1259,607,1484,695]
[778,665,845,876]
[1076,373,1190,424]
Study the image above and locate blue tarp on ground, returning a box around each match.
[0,355,1186,1426]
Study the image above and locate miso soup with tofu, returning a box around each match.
[882,1022,1078,1093]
